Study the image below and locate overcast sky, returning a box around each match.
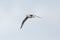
[0,0,60,40]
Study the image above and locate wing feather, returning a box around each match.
[20,16,28,29]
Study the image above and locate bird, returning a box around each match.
[20,14,41,29]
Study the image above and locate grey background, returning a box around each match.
[0,0,60,40]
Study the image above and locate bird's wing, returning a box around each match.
[20,16,28,29]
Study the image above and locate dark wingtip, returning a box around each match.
[20,26,22,29]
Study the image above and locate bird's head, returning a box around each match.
[26,14,42,18]
[26,14,34,18]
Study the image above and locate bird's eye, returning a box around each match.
[30,15,33,16]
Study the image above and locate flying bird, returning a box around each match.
[20,14,41,29]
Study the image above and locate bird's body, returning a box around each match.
[20,14,41,29]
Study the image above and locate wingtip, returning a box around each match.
[20,27,22,30]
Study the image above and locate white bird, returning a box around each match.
[20,14,41,29]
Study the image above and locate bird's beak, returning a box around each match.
[34,15,42,19]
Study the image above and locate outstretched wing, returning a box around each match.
[20,16,28,29]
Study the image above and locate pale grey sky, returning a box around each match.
[0,0,60,40]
